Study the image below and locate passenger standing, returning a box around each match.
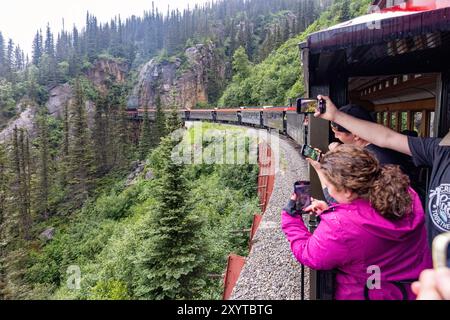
[282,145,432,300]
[315,95,450,248]
[311,104,423,204]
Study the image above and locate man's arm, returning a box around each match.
[317,95,412,156]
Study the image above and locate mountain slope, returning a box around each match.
[218,0,372,107]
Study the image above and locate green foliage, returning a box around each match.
[232,46,252,82]
[90,280,131,300]
[133,133,207,300]
[219,0,371,107]
[0,79,17,122]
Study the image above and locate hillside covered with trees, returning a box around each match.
[0,0,372,300]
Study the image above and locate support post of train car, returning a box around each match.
[437,69,450,137]
[306,115,330,300]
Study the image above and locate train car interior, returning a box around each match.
[348,73,438,138]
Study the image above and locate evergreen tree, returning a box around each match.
[0,32,5,77]
[36,108,50,219]
[155,93,166,143]
[135,127,206,299]
[12,127,32,240]
[93,93,108,174]
[0,143,7,228]
[68,79,93,205]
[32,30,43,66]
[232,46,251,81]
[138,104,152,160]
[44,24,55,58]
[340,0,351,22]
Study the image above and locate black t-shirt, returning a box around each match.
[408,137,450,245]
[365,144,420,183]
[365,144,426,202]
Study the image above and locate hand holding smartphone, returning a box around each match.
[294,181,311,214]
[296,98,326,114]
[301,144,323,162]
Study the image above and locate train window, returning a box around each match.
[400,112,408,132]
[414,112,423,136]
[391,112,397,131]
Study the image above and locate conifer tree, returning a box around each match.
[0,32,5,77]
[155,93,166,143]
[138,104,153,160]
[68,79,93,205]
[135,123,206,300]
[12,127,32,240]
[0,143,7,228]
[340,0,351,22]
[36,107,50,219]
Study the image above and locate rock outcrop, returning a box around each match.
[87,58,128,93]
[129,42,226,110]
[0,58,129,143]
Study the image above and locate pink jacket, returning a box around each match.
[281,188,432,300]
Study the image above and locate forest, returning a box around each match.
[0,0,370,299]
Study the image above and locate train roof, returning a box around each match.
[303,3,450,56]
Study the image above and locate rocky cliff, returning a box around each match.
[0,58,128,143]
[129,42,226,110]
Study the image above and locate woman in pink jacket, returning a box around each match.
[282,145,432,300]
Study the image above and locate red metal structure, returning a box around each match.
[222,254,246,300]
[257,142,275,213]
[223,142,276,300]
[374,0,450,11]
[248,214,263,251]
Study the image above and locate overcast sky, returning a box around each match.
[0,0,210,56]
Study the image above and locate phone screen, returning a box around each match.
[302,145,322,162]
[294,181,311,213]
[297,99,317,113]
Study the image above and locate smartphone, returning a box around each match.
[294,181,311,214]
[296,98,326,114]
[432,232,450,268]
[301,144,322,162]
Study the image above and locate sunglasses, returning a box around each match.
[330,122,350,133]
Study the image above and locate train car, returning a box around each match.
[286,110,307,145]
[241,108,264,127]
[215,109,240,124]
[262,107,293,134]
[137,109,157,121]
[188,110,215,121]
[179,110,189,121]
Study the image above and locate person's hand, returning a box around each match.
[303,199,329,215]
[328,142,341,151]
[315,95,339,121]
[412,268,450,300]
[306,158,321,172]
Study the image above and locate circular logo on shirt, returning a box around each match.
[428,184,450,232]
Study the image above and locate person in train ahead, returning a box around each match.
[315,95,450,259]
[311,104,423,205]
[282,145,432,300]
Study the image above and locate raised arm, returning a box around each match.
[316,95,412,156]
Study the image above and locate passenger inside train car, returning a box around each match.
[308,104,423,205]
[314,96,450,298]
[281,145,432,300]
[315,95,450,253]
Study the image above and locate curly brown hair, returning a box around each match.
[320,145,412,220]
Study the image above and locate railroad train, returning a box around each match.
[127,107,309,146]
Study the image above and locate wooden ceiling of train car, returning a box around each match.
[348,73,438,111]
